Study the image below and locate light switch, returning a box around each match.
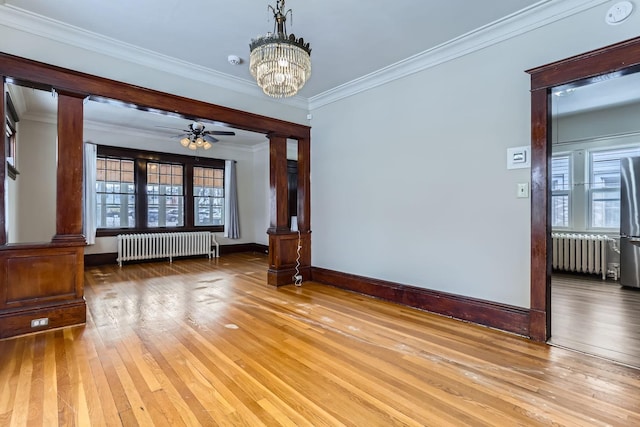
[517,183,529,198]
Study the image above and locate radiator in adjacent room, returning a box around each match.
[551,233,610,280]
[117,232,219,266]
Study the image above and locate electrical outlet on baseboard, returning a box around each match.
[31,318,49,328]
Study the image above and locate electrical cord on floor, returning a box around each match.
[294,230,303,287]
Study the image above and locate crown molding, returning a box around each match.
[0,0,610,113]
[308,0,609,110]
[0,4,308,110]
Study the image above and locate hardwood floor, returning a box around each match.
[550,273,640,368]
[2,253,640,426]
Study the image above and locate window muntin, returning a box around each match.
[96,158,136,228]
[551,155,571,228]
[193,166,224,226]
[147,163,184,227]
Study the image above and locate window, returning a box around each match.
[5,92,19,180]
[551,155,571,228]
[96,158,136,228]
[95,145,225,235]
[589,147,640,229]
[193,167,224,226]
[147,163,184,227]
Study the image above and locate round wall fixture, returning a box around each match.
[228,55,242,65]
[605,1,634,25]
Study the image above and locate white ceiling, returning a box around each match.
[5,0,640,147]
[5,0,542,98]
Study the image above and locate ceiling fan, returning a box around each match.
[176,121,236,150]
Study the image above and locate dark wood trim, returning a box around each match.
[268,135,289,234]
[53,92,84,243]
[527,36,640,342]
[97,144,226,168]
[84,252,118,267]
[0,52,310,140]
[0,299,86,339]
[95,144,226,235]
[297,138,311,233]
[219,243,269,255]
[311,267,530,336]
[0,80,6,246]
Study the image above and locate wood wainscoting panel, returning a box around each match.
[0,244,86,338]
[4,252,77,305]
[312,267,530,336]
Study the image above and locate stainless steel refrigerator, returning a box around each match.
[620,156,640,288]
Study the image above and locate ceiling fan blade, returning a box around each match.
[203,134,219,143]
[204,130,236,136]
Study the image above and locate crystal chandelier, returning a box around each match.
[249,0,312,98]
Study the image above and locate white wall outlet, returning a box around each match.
[31,318,49,328]
[517,183,529,198]
[507,146,531,169]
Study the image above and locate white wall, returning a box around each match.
[252,143,271,246]
[11,118,57,243]
[6,173,17,241]
[555,102,640,144]
[309,4,640,308]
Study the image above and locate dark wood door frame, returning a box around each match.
[526,37,640,341]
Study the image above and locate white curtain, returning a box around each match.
[224,160,240,239]
[83,142,97,245]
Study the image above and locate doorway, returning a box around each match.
[548,71,640,367]
[527,37,640,367]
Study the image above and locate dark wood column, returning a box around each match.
[52,91,85,244]
[268,135,289,233]
[267,134,312,286]
[0,79,6,246]
[297,137,311,233]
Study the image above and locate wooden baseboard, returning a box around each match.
[0,299,86,339]
[311,267,530,337]
[220,243,269,255]
[85,252,118,266]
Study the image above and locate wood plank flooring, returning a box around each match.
[550,273,640,368]
[2,253,640,426]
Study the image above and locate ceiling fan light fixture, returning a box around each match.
[175,121,235,151]
[249,0,311,98]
